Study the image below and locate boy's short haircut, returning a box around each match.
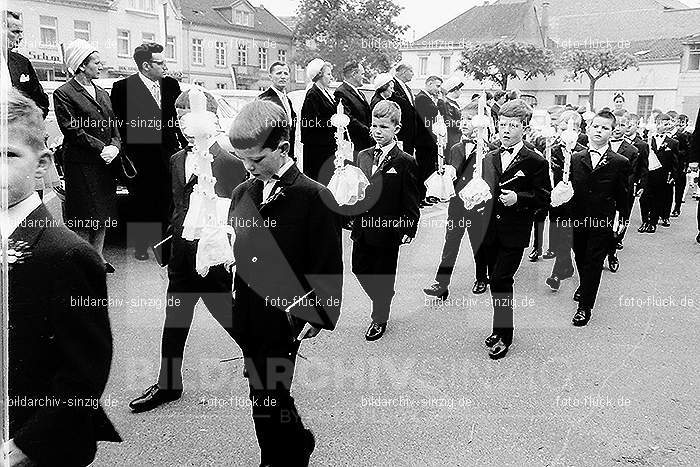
[679,114,688,120]
[666,110,678,118]
[655,112,671,122]
[627,113,640,122]
[494,90,506,101]
[228,100,290,151]
[174,88,218,113]
[498,98,533,125]
[462,100,479,114]
[7,87,46,151]
[595,109,617,128]
[612,109,627,118]
[372,100,402,126]
[557,110,582,127]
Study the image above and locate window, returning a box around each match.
[258,47,267,70]
[166,36,176,60]
[215,41,227,67]
[193,80,205,87]
[419,57,428,76]
[637,95,654,118]
[117,30,131,57]
[216,83,227,89]
[295,64,305,83]
[129,0,156,12]
[235,10,253,26]
[440,56,451,75]
[74,20,90,41]
[689,44,700,71]
[237,42,247,66]
[554,95,567,105]
[278,49,286,63]
[142,32,155,44]
[40,16,58,46]
[192,38,203,65]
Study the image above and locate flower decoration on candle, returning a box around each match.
[645,116,662,171]
[424,112,456,201]
[180,88,235,276]
[459,91,492,210]
[327,101,370,205]
[551,118,576,207]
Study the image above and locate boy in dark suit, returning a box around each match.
[129,89,247,413]
[570,110,630,327]
[625,114,651,232]
[259,61,296,160]
[424,100,490,299]
[4,88,120,466]
[228,100,343,466]
[480,99,551,359]
[334,60,373,155]
[349,100,421,341]
[670,112,691,216]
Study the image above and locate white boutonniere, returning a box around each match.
[6,239,32,270]
[260,187,286,209]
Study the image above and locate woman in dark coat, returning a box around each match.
[300,58,337,185]
[370,73,395,111]
[54,39,120,270]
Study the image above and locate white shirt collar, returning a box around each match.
[271,85,287,99]
[139,72,158,89]
[0,192,42,238]
[375,141,396,159]
[501,140,523,162]
[269,158,295,183]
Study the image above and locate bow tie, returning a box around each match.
[610,139,623,143]
[500,146,515,155]
[372,148,383,166]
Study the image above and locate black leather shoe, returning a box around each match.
[696,232,700,244]
[616,241,624,250]
[638,223,648,233]
[484,333,500,347]
[472,280,488,294]
[546,275,561,291]
[129,384,182,413]
[104,262,115,273]
[528,248,541,262]
[488,338,510,360]
[134,250,149,261]
[542,250,556,259]
[572,308,591,326]
[660,218,671,227]
[423,283,448,300]
[608,255,619,273]
[300,429,315,467]
[670,210,680,218]
[365,322,387,341]
[648,224,657,233]
[573,288,581,302]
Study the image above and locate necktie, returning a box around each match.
[372,148,383,166]
[153,82,161,107]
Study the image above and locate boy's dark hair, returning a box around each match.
[655,112,671,122]
[228,100,289,151]
[498,98,533,125]
[666,110,678,118]
[133,42,164,70]
[3,10,21,20]
[678,114,688,122]
[494,90,506,101]
[595,110,617,128]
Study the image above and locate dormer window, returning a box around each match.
[235,9,254,27]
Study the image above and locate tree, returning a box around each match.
[458,41,555,90]
[560,48,638,108]
[294,0,407,77]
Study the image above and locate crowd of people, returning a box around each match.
[3,4,700,463]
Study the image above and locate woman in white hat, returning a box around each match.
[53,39,120,272]
[439,75,464,159]
[370,73,395,110]
[300,58,337,184]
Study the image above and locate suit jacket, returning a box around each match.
[650,134,679,179]
[549,140,587,184]
[334,82,373,152]
[53,78,121,165]
[228,165,343,352]
[300,83,336,147]
[110,74,187,171]
[691,108,700,164]
[612,140,640,186]
[370,93,388,111]
[481,145,551,248]
[8,50,49,118]
[9,204,120,466]
[439,98,462,155]
[570,148,631,228]
[348,145,421,246]
[672,129,691,170]
[259,87,297,159]
[630,134,650,189]
[414,90,441,148]
[388,78,416,151]
[448,140,480,193]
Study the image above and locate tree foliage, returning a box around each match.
[459,41,555,90]
[560,48,638,107]
[294,0,408,77]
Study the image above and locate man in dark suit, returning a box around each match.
[347,100,420,341]
[129,90,247,413]
[259,61,296,160]
[228,101,343,466]
[388,63,417,156]
[670,113,691,216]
[690,108,700,243]
[4,88,120,466]
[414,75,443,203]
[111,42,188,260]
[334,60,373,155]
[480,99,551,359]
[569,110,630,327]
[625,114,651,231]
[424,101,490,299]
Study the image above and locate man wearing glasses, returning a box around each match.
[111,43,188,261]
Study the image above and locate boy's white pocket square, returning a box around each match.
[386,168,398,174]
[19,74,30,83]
[514,170,525,177]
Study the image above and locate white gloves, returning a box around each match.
[100,145,119,164]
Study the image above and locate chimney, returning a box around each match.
[541,0,551,47]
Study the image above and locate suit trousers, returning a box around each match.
[531,208,548,251]
[618,190,636,242]
[414,145,437,199]
[484,239,525,346]
[127,169,171,254]
[572,228,612,311]
[435,198,489,286]
[642,170,673,225]
[352,240,400,324]
[673,169,687,211]
[245,341,308,466]
[549,212,574,277]
[158,262,233,390]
